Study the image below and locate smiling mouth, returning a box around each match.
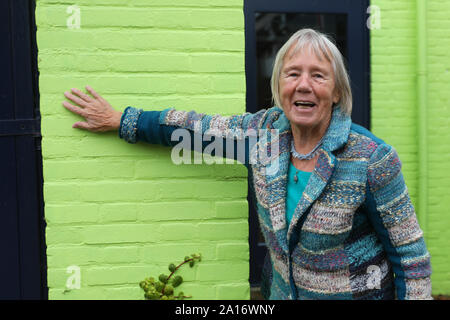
[294,101,316,108]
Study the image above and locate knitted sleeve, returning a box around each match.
[119,106,179,147]
[366,143,432,300]
[118,106,272,166]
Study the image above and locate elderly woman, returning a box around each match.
[63,29,432,300]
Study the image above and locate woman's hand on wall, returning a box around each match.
[62,85,122,132]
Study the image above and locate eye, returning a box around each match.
[288,72,299,78]
[313,73,324,79]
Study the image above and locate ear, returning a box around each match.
[332,88,340,104]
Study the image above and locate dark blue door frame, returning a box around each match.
[244,0,371,287]
[0,0,47,299]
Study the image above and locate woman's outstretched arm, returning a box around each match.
[63,86,275,167]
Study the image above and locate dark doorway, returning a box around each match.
[244,0,371,297]
[0,0,47,299]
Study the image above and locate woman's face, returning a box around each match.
[279,46,340,133]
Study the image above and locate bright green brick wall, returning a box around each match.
[425,0,450,295]
[37,0,450,299]
[36,0,249,300]
[371,0,450,294]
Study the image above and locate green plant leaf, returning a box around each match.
[158,274,168,284]
[155,281,164,292]
[172,275,183,287]
[164,284,174,295]
[145,292,160,300]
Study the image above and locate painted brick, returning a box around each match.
[44,159,135,181]
[82,224,161,244]
[158,223,198,241]
[102,287,143,300]
[157,180,247,201]
[47,245,140,267]
[37,30,244,52]
[39,52,245,74]
[198,221,248,241]
[42,74,246,95]
[45,204,99,224]
[216,284,250,300]
[49,287,142,300]
[37,0,249,300]
[43,183,81,202]
[215,201,248,219]
[137,201,215,221]
[42,138,81,159]
[85,266,151,285]
[216,243,249,260]
[196,262,248,281]
[134,159,215,179]
[45,226,85,245]
[47,267,82,288]
[372,0,450,295]
[99,203,139,223]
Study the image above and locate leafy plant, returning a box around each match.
[139,253,202,300]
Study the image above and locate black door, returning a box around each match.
[244,0,371,292]
[0,0,47,299]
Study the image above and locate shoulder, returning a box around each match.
[347,123,403,191]
[350,123,385,145]
[341,123,398,162]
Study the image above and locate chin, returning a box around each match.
[289,116,318,128]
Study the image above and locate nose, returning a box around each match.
[295,74,312,93]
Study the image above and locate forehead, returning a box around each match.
[282,43,332,70]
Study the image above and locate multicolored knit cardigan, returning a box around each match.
[119,104,432,300]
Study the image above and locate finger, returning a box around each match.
[64,91,88,107]
[62,101,86,117]
[85,85,102,100]
[72,121,91,131]
[71,87,93,103]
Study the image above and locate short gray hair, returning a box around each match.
[270,28,352,115]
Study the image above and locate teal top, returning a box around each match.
[286,161,312,228]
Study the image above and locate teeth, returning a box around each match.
[294,101,315,107]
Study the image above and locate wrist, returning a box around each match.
[110,110,123,131]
